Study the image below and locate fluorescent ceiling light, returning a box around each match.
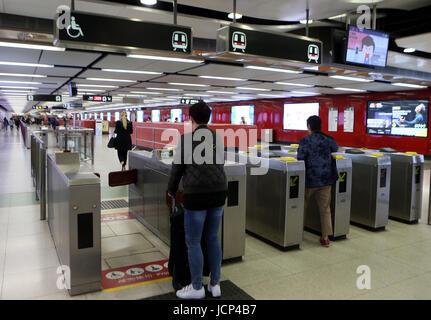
[328,13,347,20]
[130,91,161,95]
[237,87,270,91]
[0,80,42,84]
[0,41,65,51]
[119,94,144,97]
[146,88,182,91]
[207,90,236,94]
[127,54,203,64]
[76,84,118,88]
[330,75,373,82]
[245,65,302,74]
[0,72,46,78]
[101,68,162,75]
[403,48,416,53]
[78,89,104,92]
[391,82,427,89]
[300,19,313,24]
[275,82,313,87]
[0,89,34,93]
[199,75,246,81]
[168,82,209,87]
[0,61,53,68]
[0,86,38,89]
[86,78,135,83]
[291,91,320,95]
[228,13,243,20]
[257,94,286,97]
[184,94,212,97]
[140,0,157,5]
[333,87,367,92]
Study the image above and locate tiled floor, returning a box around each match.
[1,128,431,300]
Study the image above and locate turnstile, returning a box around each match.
[361,148,424,223]
[341,150,391,230]
[128,150,246,261]
[47,152,101,296]
[234,152,305,250]
[302,153,352,239]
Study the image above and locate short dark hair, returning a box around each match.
[362,36,375,51]
[307,115,322,131]
[189,101,211,124]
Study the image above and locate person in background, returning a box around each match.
[9,118,14,130]
[174,117,179,123]
[14,117,20,131]
[297,115,338,247]
[400,103,426,127]
[114,110,133,171]
[3,117,8,131]
[145,117,152,123]
[168,101,227,299]
[240,116,247,125]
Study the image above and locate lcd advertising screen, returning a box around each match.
[231,105,255,125]
[346,26,389,67]
[283,103,319,130]
[137,110,144,122]
[367,100,429,137]
[152,110,161,122]
[170,109,182,123]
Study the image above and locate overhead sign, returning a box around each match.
[32,105,48,110]
[55,11,192,54]
[181,98,200,105]
[27,94,62,102]
[217,25,322,64]
[83,95,112,102]
[52,106,67,110]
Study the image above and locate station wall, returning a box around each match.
[101,88,431,154]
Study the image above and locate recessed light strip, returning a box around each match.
[101,68,162,75]
[199,75,246,81]
[330,75,373,82]
[333,87,367,92]
[236,87,270,91]
[168,82,209,87]
[275,82,313,87]
[0,41,65,51]
[391,82,427,89]
[86,78,135,83]
[0,72,46,78]
[0,61,53,68]
[245,65,302,74]
[127,54,203,64]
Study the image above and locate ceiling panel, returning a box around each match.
[93,54,202,73]
[35,66,80,77]
[79,69,160,82]
[0,65,37,74]
[0,47,42,63]
[337,82,399,92]
[183,63,307,82]
[39,51,101,67]
[152,74,252,87]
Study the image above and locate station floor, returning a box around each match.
[1,128,431,300]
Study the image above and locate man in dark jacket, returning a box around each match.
[297,115,338,247]
[168,101,227,299]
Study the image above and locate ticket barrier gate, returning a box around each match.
[47,151,101,295]
[341,149,391,230]
[360,148,424,224]
[128,149,247,261]
[232,151,305,250]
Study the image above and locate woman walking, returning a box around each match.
[114,110,133,171]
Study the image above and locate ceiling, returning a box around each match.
[0,0,430,113]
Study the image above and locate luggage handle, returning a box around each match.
[166,190,183,208]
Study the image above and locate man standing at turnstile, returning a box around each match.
[297,116,339,247]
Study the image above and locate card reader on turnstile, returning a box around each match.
[341,149,391,230]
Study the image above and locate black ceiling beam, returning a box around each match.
[0,12,52,33]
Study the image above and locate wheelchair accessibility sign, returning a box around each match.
[67,16,84,39]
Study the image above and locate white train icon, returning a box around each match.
[308,44,320,63]
[232,31,246,52]
[172,31,188,52]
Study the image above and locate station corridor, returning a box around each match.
[1,129,431,300]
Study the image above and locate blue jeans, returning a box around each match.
[184,206,224,290]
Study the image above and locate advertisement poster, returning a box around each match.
[283,103,319,130]
[328,107,338,132]
[344,107,354,133]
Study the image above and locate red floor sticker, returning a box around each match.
[101,212,134,222]
[102,259,171,292]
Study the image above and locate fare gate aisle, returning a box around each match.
[1,131,431,299]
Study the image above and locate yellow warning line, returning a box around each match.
[103,276,172,293]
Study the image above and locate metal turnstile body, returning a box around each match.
[361,149,424,223]
[304,154,352,239]
[47,152,101,296]
[236,152,305,250]
[341,152,391,230]
[128,150,246,261]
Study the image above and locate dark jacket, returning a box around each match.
[297,132,339,188]
[114,120,133,151]
[168,125,228,210]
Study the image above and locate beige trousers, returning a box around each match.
[304,185,333,236]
